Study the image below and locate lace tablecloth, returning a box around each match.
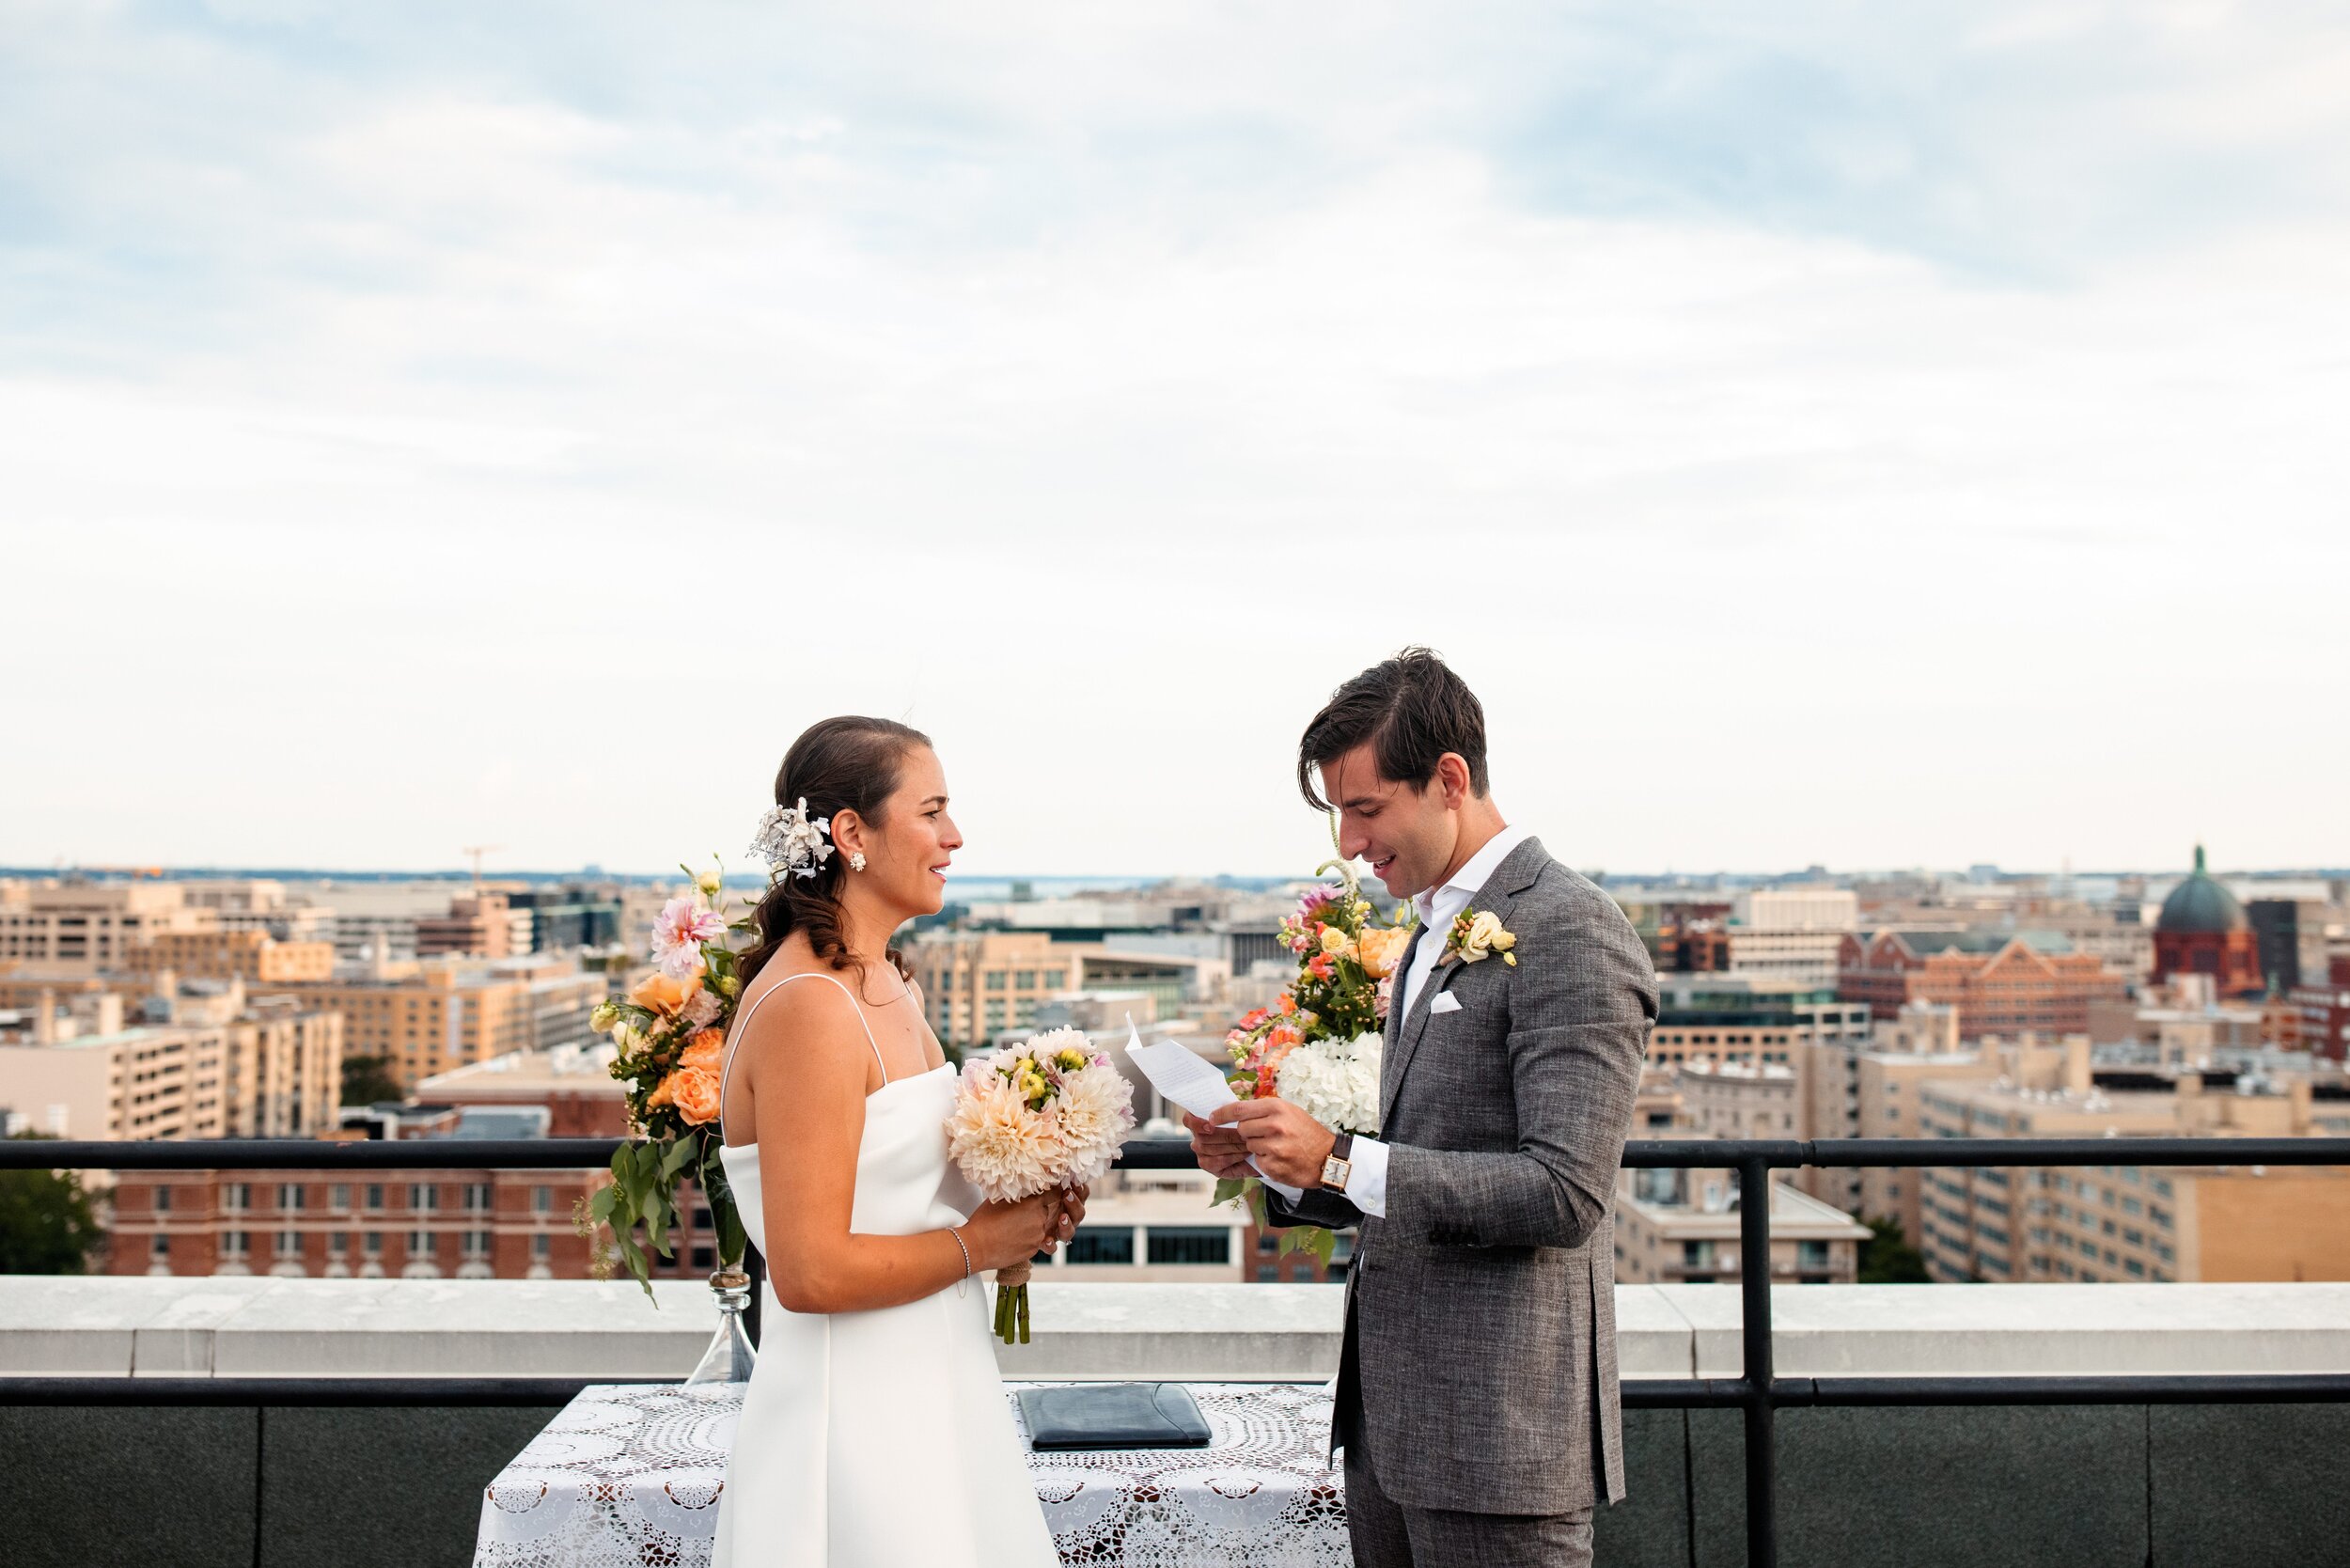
[472,1381,1348,1568]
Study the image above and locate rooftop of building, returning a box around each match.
[2157,845,2249,934]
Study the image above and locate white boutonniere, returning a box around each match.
[1443,907,1518,967]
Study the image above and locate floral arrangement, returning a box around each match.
[944,1027,1136,1343]
[576,862,752,1298]
[1217,845,1416,1263]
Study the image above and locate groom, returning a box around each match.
[1188,648,1657,1567]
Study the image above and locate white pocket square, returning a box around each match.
[1431,992,1463,1015]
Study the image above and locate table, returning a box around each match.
[473,1381,1350,1568]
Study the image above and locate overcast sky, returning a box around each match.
[6,2,2346,879]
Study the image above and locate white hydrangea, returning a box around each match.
[1275,1032,1383,1136]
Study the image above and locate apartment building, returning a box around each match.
[907,932,1075,1050]
[0,882,212,974]
[125,928,336,984]
[1914,1059,2350,1283]
[278,955,604,1090]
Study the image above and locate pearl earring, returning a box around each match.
[850,853,867,872]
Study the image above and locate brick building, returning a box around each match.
[2151,846,2265,998]
[2287,954,2350,1062]
[108,1165,605,1280]
[1839,932,2130,1040]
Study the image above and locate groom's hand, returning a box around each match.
[1211,1100,1338,1189]
[1183,1110,1255,1182]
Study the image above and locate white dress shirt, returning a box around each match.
[1266,823,1532,1219]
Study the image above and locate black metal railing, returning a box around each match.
[6,1133,2349,1568]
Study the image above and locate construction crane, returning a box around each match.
[462,845,503,891]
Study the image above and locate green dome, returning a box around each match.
[2158,845,2246,934]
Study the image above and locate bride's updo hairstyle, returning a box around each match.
[738,715,932,990]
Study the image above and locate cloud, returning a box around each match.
[2,2,2346,875]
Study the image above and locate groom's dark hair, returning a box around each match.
[1298,647,1489,811]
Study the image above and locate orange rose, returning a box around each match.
[645,1074,675,1110]
[668,1065,723,1125]
[1355,926,1413,981]
[679,1028,726,1074]
[630,971,701,1016]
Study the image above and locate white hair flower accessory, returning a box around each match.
[749,797,836,880]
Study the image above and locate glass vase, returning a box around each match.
[682,1264,758,1388]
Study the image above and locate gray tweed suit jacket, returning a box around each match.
[1267,836,1657,1515]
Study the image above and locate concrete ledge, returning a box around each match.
[7,1278,2350,1383]
[1654,1281,2350,1378]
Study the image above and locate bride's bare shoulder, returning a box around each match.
[731,964,873,1076]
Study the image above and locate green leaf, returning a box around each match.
[660,1137,697,1181]
[645,1195,672,1257]
[1211,1178,1248,1209]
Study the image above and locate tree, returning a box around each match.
[0,1135,105,1274]
[341,1053,405,1106]
[1856,1215,1931,1283]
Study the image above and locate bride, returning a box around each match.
[712,715,1075,1567]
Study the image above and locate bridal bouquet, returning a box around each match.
[577,861,752,1299]
[1218,845,1416,1263]
[945,1027,1136,1343]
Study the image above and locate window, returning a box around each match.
[1065,1228,1136,1265]
[532,1233,551,1261]
[222,1231,249,1258]
[1796,1241,1831,1271]
[985,972,1007,992]
[532,1185,552,1215]
[463,1231,491,1258]
[277,1184,305,1211]
[410,1231,434,1256]
[1682,1241,1716,1270]
[330,1184,351,1212]
[154,1187,172,1214]
[366,1184,384,1211]
[1015,971,1036,989]
[364,1232,384,1256]
[224,1184,250,1213]
[1257,1232,1277,1255]
[691,1246,715,1270]
[1147,1228,1230,1266]
[464,1184,493,1214]
[1257,1265,1281,1282]
[277,1231,302,1257]
[150,1233,171,1260]
[1044,971,1066,989]
[327,1232,348,1255]
[411,1184,439,1212]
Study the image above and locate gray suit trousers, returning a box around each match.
[1345,1440,1594,1568]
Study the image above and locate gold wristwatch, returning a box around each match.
[1320,1132,1355,1194]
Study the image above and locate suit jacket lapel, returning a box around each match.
[1379,836,1551,1129]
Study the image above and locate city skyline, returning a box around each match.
[3,853,2344,894]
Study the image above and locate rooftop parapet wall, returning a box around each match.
[6,1277,2348,1381]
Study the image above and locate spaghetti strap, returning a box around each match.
[719,972,890,1133]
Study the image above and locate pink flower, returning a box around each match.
[651,896,726,979]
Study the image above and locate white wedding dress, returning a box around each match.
[712,972,1059,1567]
